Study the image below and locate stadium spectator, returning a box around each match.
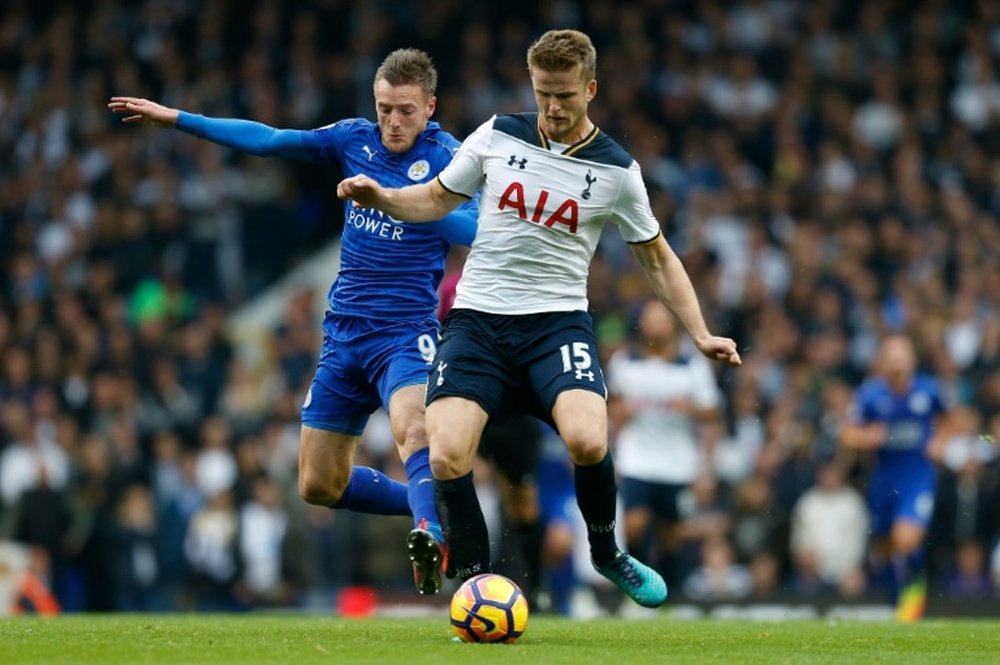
[790,459,869,598]
[606,298,724,591]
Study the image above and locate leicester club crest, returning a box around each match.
[408,159,431,181]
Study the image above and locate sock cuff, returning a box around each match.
[574,450,613,475]
[436,471,474,493]
[404,446,430,474]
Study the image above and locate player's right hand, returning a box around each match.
[107,97,179,127]
[337,174,383,208]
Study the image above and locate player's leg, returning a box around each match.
[551,389,667,608]
[529,312,666,607]
[385,383,448,594]
[621,477,654,559]
[892,519,929,621]
[891,481,935,622]
[298,318,409,514]
[368,321,448,593]
[427,395,491,579]
[297,424,409,513]
[423,310,511,581]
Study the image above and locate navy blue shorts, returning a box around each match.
[426,309,607,428]
[620,478,685,523]
[301,313,438,436]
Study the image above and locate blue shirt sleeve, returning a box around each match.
[175,111,325,162]
[423,198,479,247]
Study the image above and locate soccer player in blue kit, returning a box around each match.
[110,49,476,595]
[840,335,954,621]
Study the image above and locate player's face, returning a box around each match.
[530,65,596,144]
[374,80,436,153]
[880,336,916,385]
[638,300,676,346]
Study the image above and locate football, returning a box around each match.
[449,574,529,644]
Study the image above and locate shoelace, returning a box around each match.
[608,554,643,589]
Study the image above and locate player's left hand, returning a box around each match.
[337,174,383,208]
[694,336,742,367]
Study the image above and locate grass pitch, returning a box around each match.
[2,614,999,664]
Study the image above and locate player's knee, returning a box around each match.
[429,446,471,480]
[562,433,607,466]
[395,419,428,457]
[298,469,349,507]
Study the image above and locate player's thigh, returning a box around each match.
[370,319,439,444]
[522,311,607,462]
[426,310,513,418]
[891,480,935,553]
[298,424,361,503]
[426,396,491,479]
[302,323,379,436]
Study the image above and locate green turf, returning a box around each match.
[2,615,999,664]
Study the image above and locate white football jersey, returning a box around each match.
[607,347,722,483]
[438,113,661,314]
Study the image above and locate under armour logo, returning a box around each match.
[575,369,595,382]
[362,145,375,161]
[508,155,527,169]
[582,170,597,199]
[436,361,447,386]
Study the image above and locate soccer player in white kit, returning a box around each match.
[607,299,723,588]
[338,29,741,608]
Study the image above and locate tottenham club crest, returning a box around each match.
[407,159,431,181]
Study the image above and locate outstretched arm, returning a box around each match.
[108,96,321,162]
[337,173,466,223]
[630,235,741,367]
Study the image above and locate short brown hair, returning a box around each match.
[374,48,438,96]
[527,29,597,81]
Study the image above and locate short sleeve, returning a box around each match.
[608,162,661,243]
[437,117,494,198]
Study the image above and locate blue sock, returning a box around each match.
[331,466,410,515]
[403,448,444,543]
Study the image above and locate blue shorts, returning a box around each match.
[426,309,607,428]
[301,313,439,436]
[868,461,936,536]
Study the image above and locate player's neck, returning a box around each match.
[539,117,594,146]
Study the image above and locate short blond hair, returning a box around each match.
[374,48,438,96]
[527,29,596,81]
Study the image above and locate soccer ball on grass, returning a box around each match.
[449,573,528,643]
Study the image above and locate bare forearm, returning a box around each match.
[635,240,712,342]
[839,423,884,451]
[377,182,456,222]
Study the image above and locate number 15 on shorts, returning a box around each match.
[559,342,595,382]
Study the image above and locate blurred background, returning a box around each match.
[1,0,999,616]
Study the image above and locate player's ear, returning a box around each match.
[586,79,597,103]
[427,95,437,118]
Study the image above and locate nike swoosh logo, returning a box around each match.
[418,478,434,485]
[465,609,496,632]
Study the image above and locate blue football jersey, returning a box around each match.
[311,119,477,321]
[853,374,948,469]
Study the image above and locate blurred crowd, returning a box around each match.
[2,0,1000,614]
